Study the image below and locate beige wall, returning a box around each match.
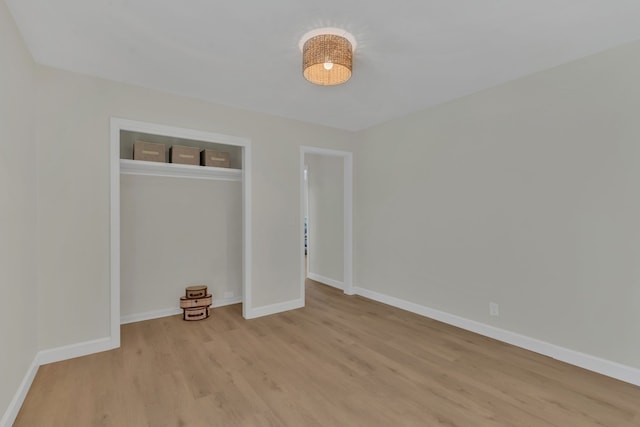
[0,0,37,420]
[34,66,355,349]
[355,40,640,369]
[4,0,640,416]
[306,154,344,283]
[120,175,242,317]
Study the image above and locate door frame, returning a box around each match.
[300,146,353,299]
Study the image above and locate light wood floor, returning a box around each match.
[15,280,640,426]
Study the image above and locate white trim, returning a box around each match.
[110,118,253,333]
[307,272,344,291]
[353,287,640,387]
[244,298,304,320]
[1,293,245,425]
[120,296,243,324]
[110,119,249,146]
[38,337,117,366]
[299,148,307,303]
[300,146,354,301]
[302,146,354,158]
[121,307,182,325]
[213,296,243,308]
[241,144,253,319]
[0,356,39,427]
[343,153,354,295]
[110,119,121,348]
[120,159,241,181]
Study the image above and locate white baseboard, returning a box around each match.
[212,296,243,308]
[37,337,117,366]
[1,295,246,425]
[1,337,118,426]
[120,296,243,324]
[1,337,117,425]
[120,307,182,325]
[342,286,355,296]
[307,272,344,290]
[353,286,640,387]
[245,298,304,319]
[0,356,39,427]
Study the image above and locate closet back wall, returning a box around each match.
[120,175,241,319]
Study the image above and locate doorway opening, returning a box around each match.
[300,147,353,302]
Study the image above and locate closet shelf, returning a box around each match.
[120,159,241,182]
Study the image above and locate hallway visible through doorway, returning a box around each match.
[300,146,353,302]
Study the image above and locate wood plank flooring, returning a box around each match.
[15,280,640,426]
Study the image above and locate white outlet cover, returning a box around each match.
[490,302,500,316]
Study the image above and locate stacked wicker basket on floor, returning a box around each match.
[180,285,213,321]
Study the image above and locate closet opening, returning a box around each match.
[110,119,252,346]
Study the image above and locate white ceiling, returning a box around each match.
[7,0,640,131]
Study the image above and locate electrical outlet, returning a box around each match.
[223,291,234,299]
[489,302,500,317]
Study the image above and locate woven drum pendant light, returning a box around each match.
[300,29,356,86]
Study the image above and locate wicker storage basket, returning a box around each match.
[170,145,200,165]
[185,285,208,299]
[183,307,210,321]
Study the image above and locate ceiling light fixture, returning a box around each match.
[299,28,357,86]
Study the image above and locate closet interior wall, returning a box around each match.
[119,130,243,321]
